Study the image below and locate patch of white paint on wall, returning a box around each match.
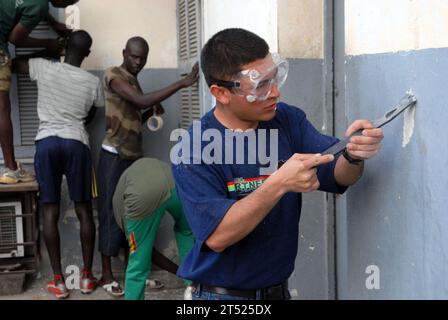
[402,104,416,148]
[203,0,278,53]
[346,0,448,56]
[278,0,324,59]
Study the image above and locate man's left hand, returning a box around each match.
[345,120,384,160]
[181,62,199,88]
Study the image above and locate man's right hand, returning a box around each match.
[273,153,335,194]
[45,38,65,58]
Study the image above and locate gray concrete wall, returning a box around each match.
[339,48,448,299]
[281,59,334,300]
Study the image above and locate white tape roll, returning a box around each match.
[147,116,164,132]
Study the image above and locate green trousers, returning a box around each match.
[124,188,194,300]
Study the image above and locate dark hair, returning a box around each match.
[66,30,92,57]
[201,28,270,87]
[125,37,149,53]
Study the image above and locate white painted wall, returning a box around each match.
[202,0,278,52]
[66,0,326,70]
[72,0,178,70]
[346,0,448,56]
[203,0,324,59]
[278,0,324,59]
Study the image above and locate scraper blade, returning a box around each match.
[322,94,417,156]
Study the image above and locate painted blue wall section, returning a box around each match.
[341,48,448,299]
[281,59,334,300]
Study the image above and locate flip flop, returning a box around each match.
[101,281,124,297]
[145,278,164,289]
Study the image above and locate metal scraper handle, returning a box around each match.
[321,94,417,156]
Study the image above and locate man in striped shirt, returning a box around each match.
[12,30,103,299]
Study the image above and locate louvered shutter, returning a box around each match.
[15,22,56,146]
[177,0,202,129]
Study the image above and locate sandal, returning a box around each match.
[100,280,124,297]
[145,278,164,289]
[80,270,98,294]
[47,274,70,299]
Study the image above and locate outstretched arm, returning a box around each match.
[141,103,164,123]
[11,49,59,74]
[151,248,178,275]
[84,107,98,126]
[46,14,72,37]
[206,153,334,252]
[334,120,384,186]
[110,63,200,110]
[9,23,65,54]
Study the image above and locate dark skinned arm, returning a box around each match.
[141,103,165,123]
[46,13,72,37]
[110,77,188,110]
[109,62,199,110]
[8,23,64,53]
[151,248,178,275]
[84,107,97,126]
[11,49,59,74]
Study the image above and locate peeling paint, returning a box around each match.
[289,288,299,297]
[402,103,417,148]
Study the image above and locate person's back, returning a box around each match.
[112,158,194,300]
[0,0,79,185]
[12,30,103,299]
[29,58,102,146]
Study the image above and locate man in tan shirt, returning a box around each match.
[97,36,198,296]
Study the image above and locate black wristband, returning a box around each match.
[342,148,364,165]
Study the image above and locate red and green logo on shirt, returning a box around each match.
[227,176,269,198]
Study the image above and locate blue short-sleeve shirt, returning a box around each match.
[172,102,347,290]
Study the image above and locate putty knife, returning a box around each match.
[322,93,417,156]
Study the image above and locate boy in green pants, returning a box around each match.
[113,158,194,300]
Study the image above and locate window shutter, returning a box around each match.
[15,22,55,146]
[177,0,201,129]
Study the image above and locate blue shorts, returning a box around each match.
[35,136,92,203]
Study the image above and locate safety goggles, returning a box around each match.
[212,53,289,103]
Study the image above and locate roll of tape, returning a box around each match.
[147,116,164,132]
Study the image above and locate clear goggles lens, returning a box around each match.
[234,53,289,102]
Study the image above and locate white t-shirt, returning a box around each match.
[29,58,104,147]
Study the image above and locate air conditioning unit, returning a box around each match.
[0,201,25,258]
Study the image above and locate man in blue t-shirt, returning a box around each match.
[172,28,384,300]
